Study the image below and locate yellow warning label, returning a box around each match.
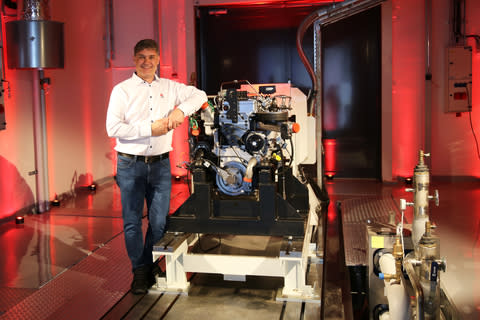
[371,236,385,248]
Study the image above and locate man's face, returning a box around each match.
[133,48,159,81]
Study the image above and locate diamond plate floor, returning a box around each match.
[1,177,478,319]
[0,179,130,319]
[0,177,321,320]
[341,196,402,266]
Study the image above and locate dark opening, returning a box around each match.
[195,5,322,95]
[322,6,382,179]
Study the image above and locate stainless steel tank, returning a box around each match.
[6,20,64,69]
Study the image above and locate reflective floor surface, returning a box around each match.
[0,177,478,319]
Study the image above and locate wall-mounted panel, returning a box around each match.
[445,46,472,113]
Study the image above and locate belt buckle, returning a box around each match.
[144,156,150,164]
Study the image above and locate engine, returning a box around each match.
[168,81,309,236]
[189,82,299,196]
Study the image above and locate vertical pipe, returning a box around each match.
[315,23,324,191]
[32,70,47,212]
[104,0,113,68]
[153,0,160,55]
[424,0,432,156]
[412,151,430,246]
[39,69,50,212]
[404,258,425,320]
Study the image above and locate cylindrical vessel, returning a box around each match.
[6,20,64,69]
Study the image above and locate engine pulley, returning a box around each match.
[244,132,266,153]
[216,161,251,196]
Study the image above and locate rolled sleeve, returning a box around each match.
[174,83,207,116]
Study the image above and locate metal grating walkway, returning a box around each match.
[0,232,131,320]
[341,196,401,266]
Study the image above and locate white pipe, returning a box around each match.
[200,102,214,136]
[379,254,410,320]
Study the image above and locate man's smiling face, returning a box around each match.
[133,48,159,82]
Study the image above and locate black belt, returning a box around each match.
[118,152,169,163]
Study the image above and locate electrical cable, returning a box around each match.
[466,85,480,160]
[288,137,294,168]
[468,111,479,160]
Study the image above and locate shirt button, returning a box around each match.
[150,146,152,148]
[151,120,153,123]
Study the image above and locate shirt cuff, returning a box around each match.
[177,104,190,117]
[140,123,152,137]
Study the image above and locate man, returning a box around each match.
[106,39,207,294]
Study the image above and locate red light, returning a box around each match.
[324,139,336,177]
[453,92,467,100]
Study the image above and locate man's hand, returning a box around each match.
[167,109,185,130]
[151,118,169,136]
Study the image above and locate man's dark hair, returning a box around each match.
[134,39,159,55]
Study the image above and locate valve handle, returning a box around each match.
[428,189,440,206]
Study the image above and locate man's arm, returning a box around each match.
[167,108,185,130]
[152,118,170,136]
[173,82,208,118]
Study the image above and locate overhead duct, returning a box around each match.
[5,0,64,69]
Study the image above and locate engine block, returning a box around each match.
[167,82,310,236]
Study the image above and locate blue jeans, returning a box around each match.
[115,154,171,271]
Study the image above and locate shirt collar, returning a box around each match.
[132,72,160,85]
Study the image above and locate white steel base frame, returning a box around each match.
[152,184,321,302]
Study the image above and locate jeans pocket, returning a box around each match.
[159,158,171,169]
[117,155,135,169]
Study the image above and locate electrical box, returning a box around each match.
[446,46,472,113]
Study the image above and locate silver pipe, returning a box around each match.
[424,0,432,153]
[425,0,432,74]
[32,70,47,212]
[315,24,323,190]
[39,70,50,212]
[20,0,50,20]
[104,0,114,67]
[404,258,425,320]
[153,0,160,55]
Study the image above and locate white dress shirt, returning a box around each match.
[106,73,207,156]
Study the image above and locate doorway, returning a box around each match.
[322,6,381,179]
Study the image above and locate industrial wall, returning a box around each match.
[389,0,480,178]
[0,0,479,220]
